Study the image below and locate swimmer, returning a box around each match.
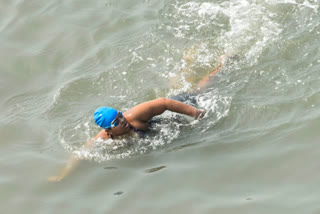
[48,55,227,182]
[93,98,205,139]
[48,99,204,182]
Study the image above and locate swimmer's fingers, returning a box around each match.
[48,175,63,182]
[195,109,206,119]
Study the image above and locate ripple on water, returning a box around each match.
[3,88,52,123]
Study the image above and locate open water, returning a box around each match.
[1,0,320,213]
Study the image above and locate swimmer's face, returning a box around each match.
[106,111,130,136]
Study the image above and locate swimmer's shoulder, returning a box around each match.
[94,129,110,140]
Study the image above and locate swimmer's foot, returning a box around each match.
[183,45,200,66]
[220,54,226,62]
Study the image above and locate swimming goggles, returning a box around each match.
[110,111,123,128]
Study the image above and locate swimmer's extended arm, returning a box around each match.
[48,154,80,182]
[126,98,204,122]
[48,131,108,182]
[48,140,92,182]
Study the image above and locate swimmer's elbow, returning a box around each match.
[157,97,167,103]
[157,97,169,110]
[148,98,169,115]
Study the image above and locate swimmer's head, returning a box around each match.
[94,107,118,129]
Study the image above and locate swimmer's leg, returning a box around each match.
[182,46,201,87]
[169,45,200,90]
[183,45,199,67]
[195,55,225,90]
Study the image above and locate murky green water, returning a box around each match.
[1,0,320,213]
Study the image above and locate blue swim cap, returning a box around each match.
[94,107,118,129]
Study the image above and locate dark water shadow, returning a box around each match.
[113,191,124,196]
[165,141,201,153]
[104,166,118,170]
[145,166,166,173]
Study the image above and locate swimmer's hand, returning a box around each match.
[195,109,206,119]
[48,141,94,183]
[47,154,82,183]
[48,175,63,182]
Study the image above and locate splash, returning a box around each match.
[59,0,301,161]
[59,113,192,162]
[165,1,282,64]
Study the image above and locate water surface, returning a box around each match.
[1,0,320,213]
